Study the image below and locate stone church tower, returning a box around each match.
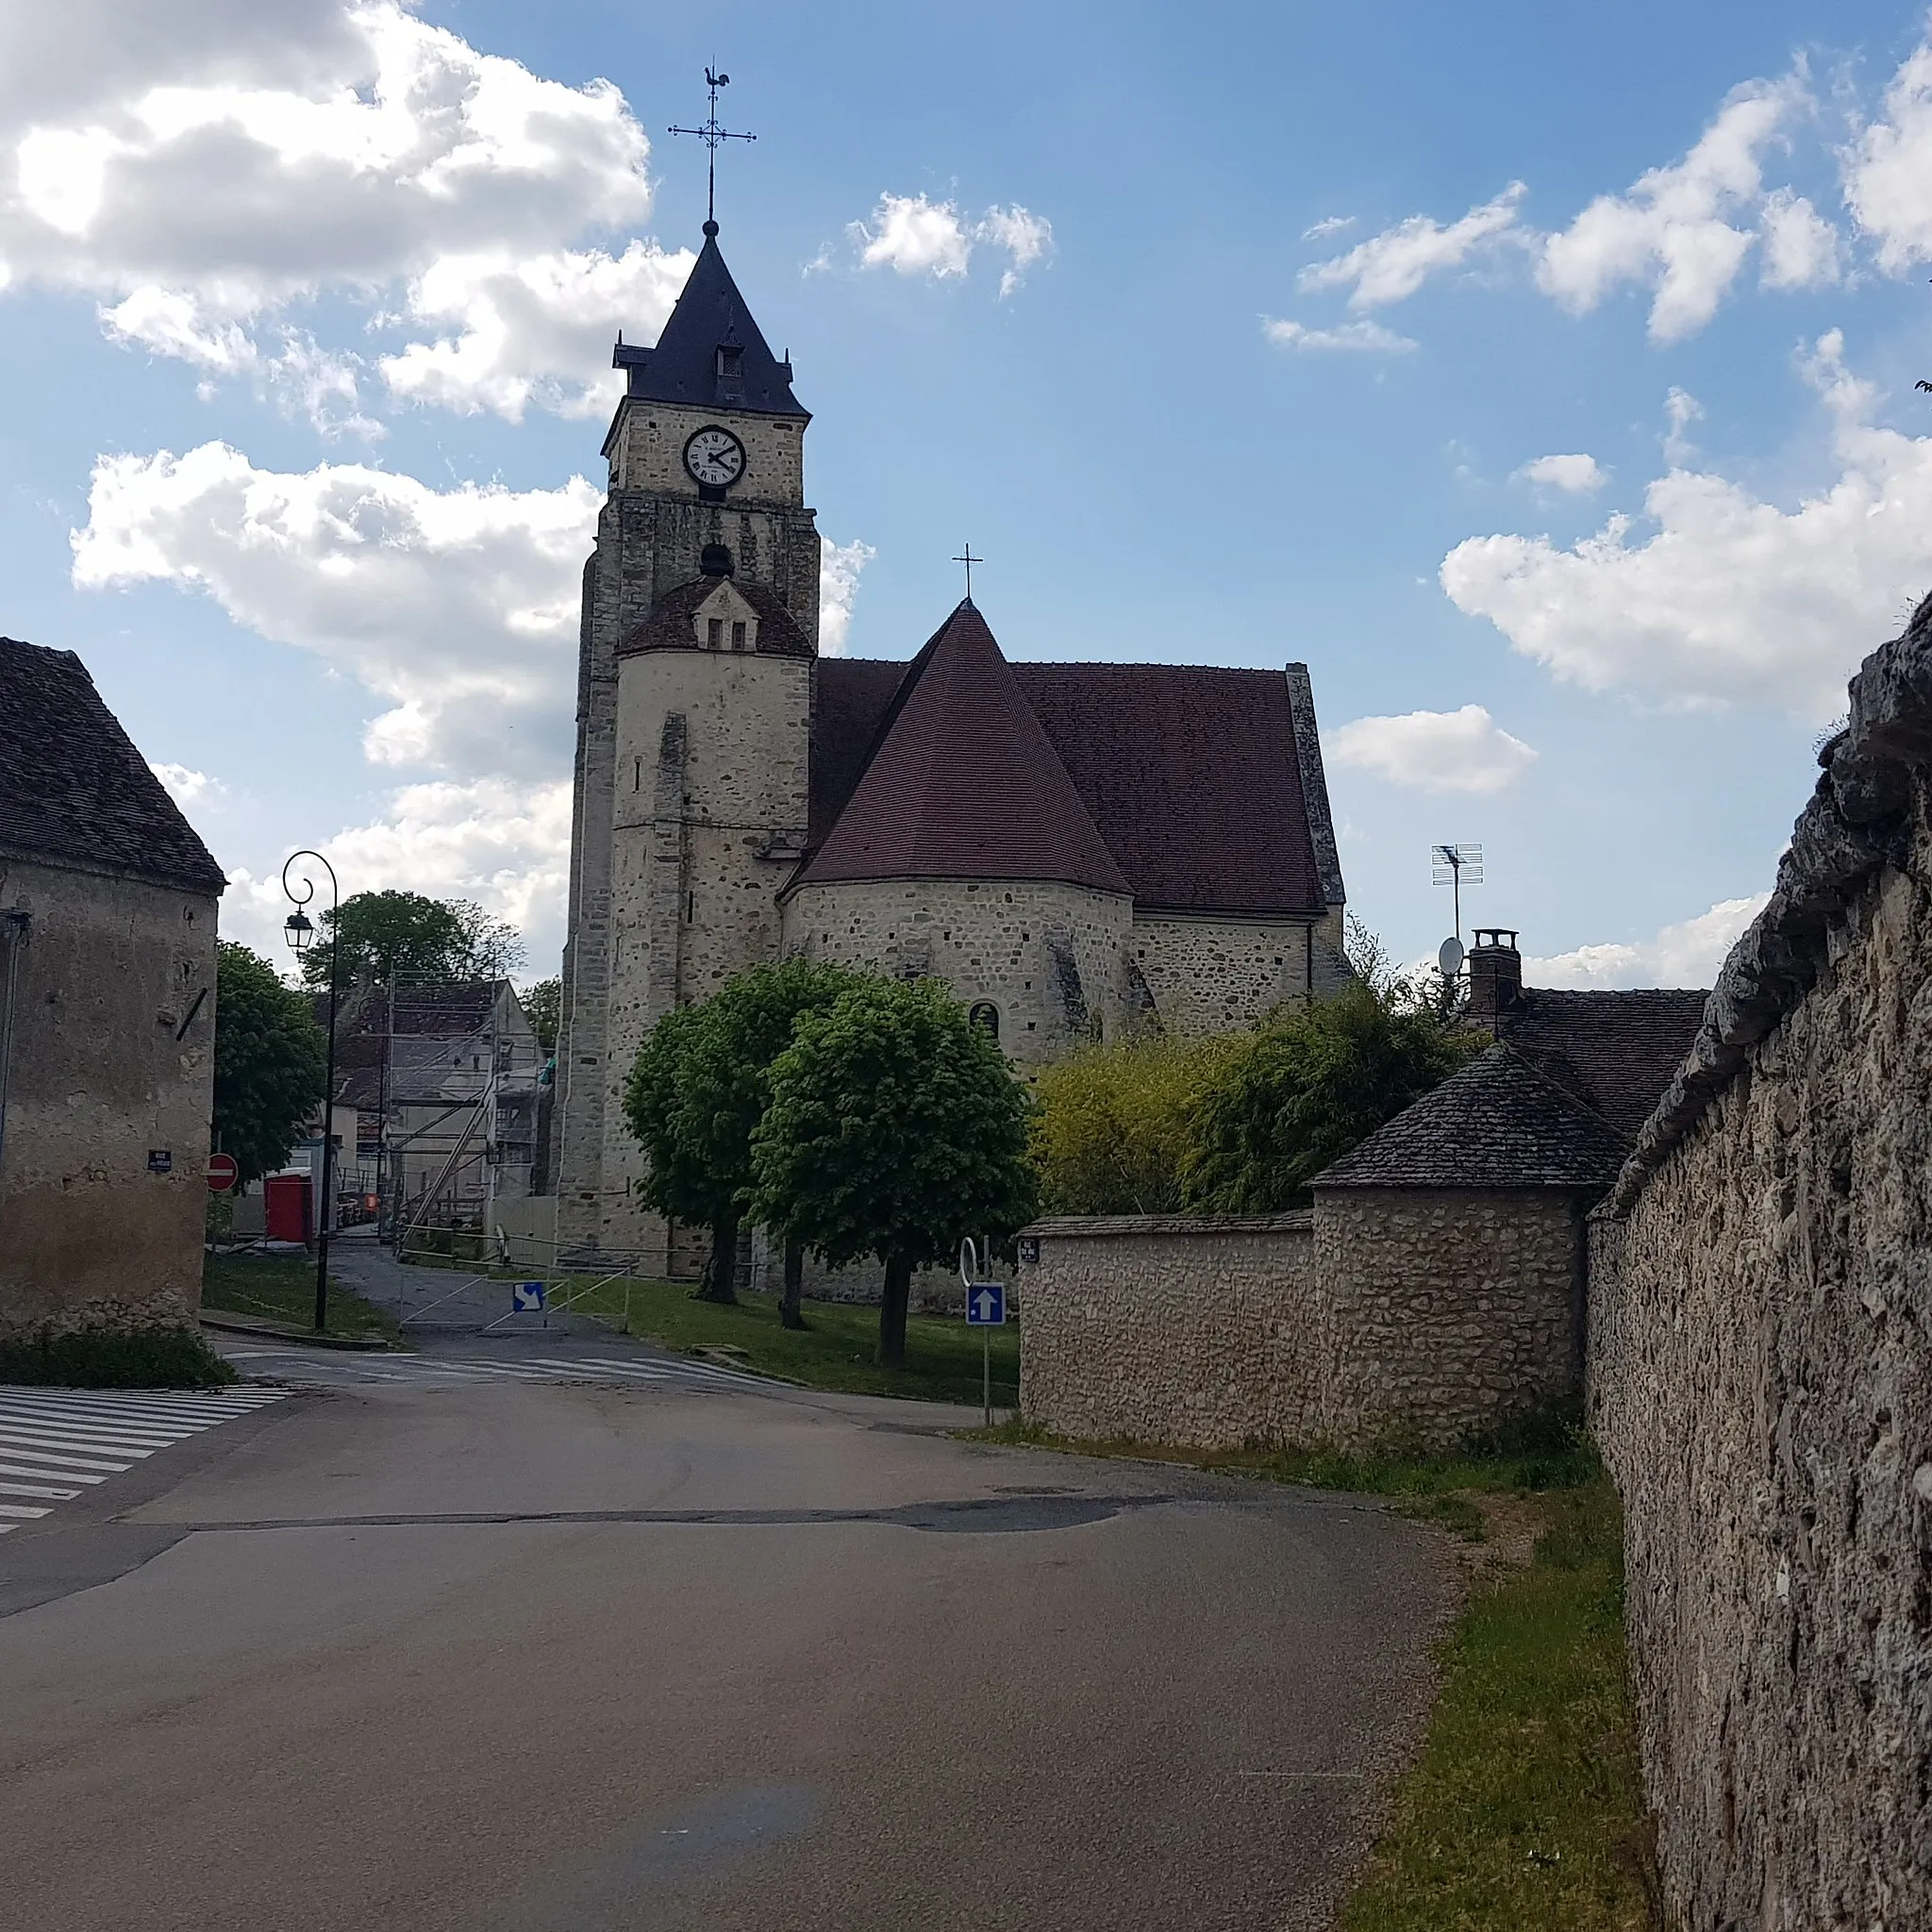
[553,224,1352,1269]
[552,222,818,1263]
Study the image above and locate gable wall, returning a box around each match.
[0,855,219,1337]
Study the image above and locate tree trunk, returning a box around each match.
[780,1239,808,1330]
[878,1254,912,1368]
[693,1213,740,1304]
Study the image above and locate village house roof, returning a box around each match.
[1311,1043,1630,1192]
[807,615,1338,916]
[0,637,225,892]
[1490,988,1710,1141]
[608,230,807,422]
[792,600,1133,897]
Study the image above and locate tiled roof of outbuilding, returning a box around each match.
[1490,989,1708,1140]
[0,637,225,891]
[621,575,811,658]
[809,646,1333,916]
[1311,1043,1629,1192]
[793,601,1131,895]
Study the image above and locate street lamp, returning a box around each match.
[282,852,340,1333]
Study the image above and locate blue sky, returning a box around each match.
[5,2,1932,985]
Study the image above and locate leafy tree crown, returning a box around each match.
[213,942,326,1184]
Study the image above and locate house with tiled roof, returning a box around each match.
[0,637,225,1340]
[551,224,1349,1265]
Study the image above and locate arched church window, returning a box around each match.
[968,1001,1000,1040]
[707,618,723,649]
[731,621,746,650]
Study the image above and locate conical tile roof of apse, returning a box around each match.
[794,601,1131,895]
[610,230,808,418]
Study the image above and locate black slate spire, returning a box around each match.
[611,231,808,419]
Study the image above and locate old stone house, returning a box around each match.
[0,638,225,1339]
[550,222,1350,1267]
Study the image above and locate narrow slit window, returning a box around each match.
[707,617,724,648]
[731,621,746,651]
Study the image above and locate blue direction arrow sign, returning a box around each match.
[966,1283,1005,1325]
[512,1281,546,1312]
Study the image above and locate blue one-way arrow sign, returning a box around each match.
[512,1281,546,1312]
[966,1283,1005,1325]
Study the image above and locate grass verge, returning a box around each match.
[0,1324,238,1388]
[202,1250,400,1343]
[540,1273,1020,1407]
[974,1411,1657,1930]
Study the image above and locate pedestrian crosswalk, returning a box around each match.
[0,1386,288,1533]
[220,1348,777,1396]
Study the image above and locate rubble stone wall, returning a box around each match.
[1588,598,1932,1930]
[1019,1191,1587,1453]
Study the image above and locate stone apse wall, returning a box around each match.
[1020,1190,1588,1454]
[1588,601,1932,1930]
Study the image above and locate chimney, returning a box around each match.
[1467,928,1523,1019]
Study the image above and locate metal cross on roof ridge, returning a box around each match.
[668,66,756,231]
[952,543,983,601]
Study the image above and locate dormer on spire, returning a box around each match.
[609,230,808,419]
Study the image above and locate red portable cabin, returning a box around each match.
[263,1173,312,1243]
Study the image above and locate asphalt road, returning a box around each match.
[0,1369,1452,1931]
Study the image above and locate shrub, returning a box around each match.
[0,1324,238,1389]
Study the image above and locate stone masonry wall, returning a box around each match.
[1130,907,1350,1033]
[1586,597,1932,1930]
[1020,1191,1586,1454]
[783,876,1136,1062]
[0,856,218,1337]
[1588,810,1932,1930]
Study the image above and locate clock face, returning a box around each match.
[684,425,746,490]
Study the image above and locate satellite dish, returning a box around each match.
[1438,936,1466,979]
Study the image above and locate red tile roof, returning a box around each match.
[793,602,1130,895]
[810,642,1329,916]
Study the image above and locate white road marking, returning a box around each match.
[0,1387,287,1533]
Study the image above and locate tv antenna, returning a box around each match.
[669,67,756,233]
[1430,842,1483,942]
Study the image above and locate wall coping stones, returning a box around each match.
[1607,591,1932,1216]
[1021,1211,1313,1240]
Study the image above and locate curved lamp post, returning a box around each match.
[282,851,340,1333]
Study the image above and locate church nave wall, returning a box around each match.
[1130,907,1350,1032]
[780,876,1136,1060]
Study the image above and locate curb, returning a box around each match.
[199,1312,394,1353]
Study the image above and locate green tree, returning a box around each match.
[523,977,561,1053]
[749,977,1040,1368]
[1180,977,1477,1212]
[1031,1031,1241,1215]
[213,942,327,1184]
[622,959,863,1310]
[300,891,525,989]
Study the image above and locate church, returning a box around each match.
[550,221,1351,1265]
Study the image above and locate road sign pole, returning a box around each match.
[983,1327,991,1429]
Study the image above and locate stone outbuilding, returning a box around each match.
[0,638,225,1341]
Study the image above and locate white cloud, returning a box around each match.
[1663,386,1704,464]
[1329,705,1538,794]
[1526,893,1768,990]
[846,192,1054,292]
[149,761,221,807]
[1441,333,1929,719]
[71,441,600,774]
[221,775,575,966]
[1298,183,1527,309]
[1263,318,1419,355]
[1844,25,1932,274]
[377,240,690,420]
[1302,214,1356,241]
[1758,187,1840,290]
[0,1,662,419]
[819,538,875,656]
[1515,453,1607,493]
[1537,77,1807,341]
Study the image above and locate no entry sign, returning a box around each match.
[206,1153,239,1193]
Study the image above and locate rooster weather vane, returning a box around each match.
[669,68,756,233]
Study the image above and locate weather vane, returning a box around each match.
[669,67,756,232]
[953,543,983,601]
